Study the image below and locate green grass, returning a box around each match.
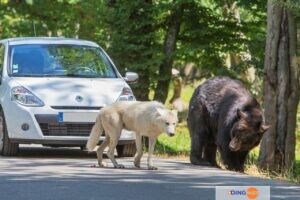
[155,122,190,156]
[154,82,300,182]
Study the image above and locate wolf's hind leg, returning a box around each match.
[147,137,157,170]
[134,134,143,168]
[107,131,124,168]
[96,136,110,167]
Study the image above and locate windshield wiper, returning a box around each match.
[35,74,95,78]
[11,74,43,77]
[12,74,105,78]
[52,74,103,78]
[65,74,97,78]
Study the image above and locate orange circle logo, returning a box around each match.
[247,187,259,199]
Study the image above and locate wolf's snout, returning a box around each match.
[169,133,175,137]
[166,125,176,137]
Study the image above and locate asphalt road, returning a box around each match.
[0,145,299,200]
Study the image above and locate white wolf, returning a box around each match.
[86,101,178,170]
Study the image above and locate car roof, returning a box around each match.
[0,37,99,47]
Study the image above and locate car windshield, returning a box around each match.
[9,44,117,78]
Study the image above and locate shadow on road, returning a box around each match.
[17,145,97,159]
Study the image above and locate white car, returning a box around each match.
[0,37,138,156]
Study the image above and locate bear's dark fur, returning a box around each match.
[187,76,269,172]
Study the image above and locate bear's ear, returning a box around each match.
[237,108,247,119]
[259,124,270,133]
[156,107,166,116]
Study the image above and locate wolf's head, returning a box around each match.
[156,108,178,137]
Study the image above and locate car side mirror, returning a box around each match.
[124,72,138,83]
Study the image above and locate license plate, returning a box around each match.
[58,112,98,123]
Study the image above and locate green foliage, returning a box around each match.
[102,0,160,100]
[173,0,267,80]
[0,0,106,39]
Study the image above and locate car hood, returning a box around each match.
[12,77,126,107]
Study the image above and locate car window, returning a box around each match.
[0,44,4,83]
[9,44,117,78]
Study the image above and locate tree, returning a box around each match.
[153,1,185,102]
[104,0,158,101]
[259,0,299,172]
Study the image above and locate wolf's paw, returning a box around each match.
[98,161,107,168]
[114,164,125,169]
[134,161,141,168]
[148,165,158,170]
[134,164,141,168]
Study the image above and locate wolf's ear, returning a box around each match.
[156,107,166,116]
[171,109,178,116]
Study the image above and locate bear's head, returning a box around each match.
[229,108,269,152]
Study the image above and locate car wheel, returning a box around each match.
[80,146,87,151]
[0,109,19,156]
[116,143,136,157]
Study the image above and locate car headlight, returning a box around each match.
[11,86,44,107]
[117,87,136,101]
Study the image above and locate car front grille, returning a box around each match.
[39,123,94,137]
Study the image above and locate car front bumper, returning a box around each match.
[3,101,135,145]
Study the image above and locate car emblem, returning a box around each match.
[75,95,83,102]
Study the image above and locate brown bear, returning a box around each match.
[187,76,269,172]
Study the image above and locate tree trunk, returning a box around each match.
[153,3,185,103]
[259,0,299,172]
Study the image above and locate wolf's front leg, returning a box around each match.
[147,137,157,170]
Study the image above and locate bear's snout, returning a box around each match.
[229,138,241,151]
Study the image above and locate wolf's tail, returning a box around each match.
[86,114,104,151]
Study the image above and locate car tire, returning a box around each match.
[116,143,136,157]
[80,146,87,151]
[0,109,19,156]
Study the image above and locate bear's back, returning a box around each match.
[193,76,254,119]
